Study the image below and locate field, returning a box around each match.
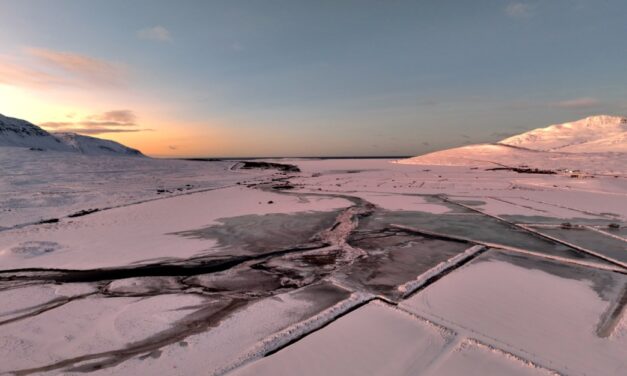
[0,148,625,375]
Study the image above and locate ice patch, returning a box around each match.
[11,241,63,257]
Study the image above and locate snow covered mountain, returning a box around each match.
[0,113,72,152]
[398,115,627,174]
[0,113,143,156]
[499,115,627,153]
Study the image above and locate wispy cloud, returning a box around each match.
[40,110,151,135]
[25,47,126,87]
[0,48,126,89]
[41,121,139,128]
[505,2,532,18]
[86,109,137,125]
[51,127,147,135]
[137,26,172,42]
[550,97,601,109]
[0,57,64,88]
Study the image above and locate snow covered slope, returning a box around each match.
[399,144,537,167]
[398,143,626,173]
[53,132,143,156]
[0,113,143,156]
[500,115,627,152]
[558,132,627,153]
[0,113,72,151]
[399,115,627,174]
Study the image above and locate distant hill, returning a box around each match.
[0,113,71,152]
[398,115,627,174]
[0,113,143,156]
[52,132,143,156]
[500,115,627,153]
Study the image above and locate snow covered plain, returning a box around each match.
[1,116,626,375]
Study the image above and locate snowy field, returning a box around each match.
[0,146,626,375]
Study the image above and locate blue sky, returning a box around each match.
[1,0,626,156]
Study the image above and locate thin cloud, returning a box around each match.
[137,26,172,42]
[52,128,151,135]
[550,97,601,109]
[505,2,532,18]
[25,47,126,87]
[0,48,125,89]
[41,121,138,128]
[40,110,150,135]
[87,109,137,125]
[41,121,84,128]
[0,57,64,88]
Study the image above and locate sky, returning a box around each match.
[1,0,627,157]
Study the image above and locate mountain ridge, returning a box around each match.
[0,113,144,156]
